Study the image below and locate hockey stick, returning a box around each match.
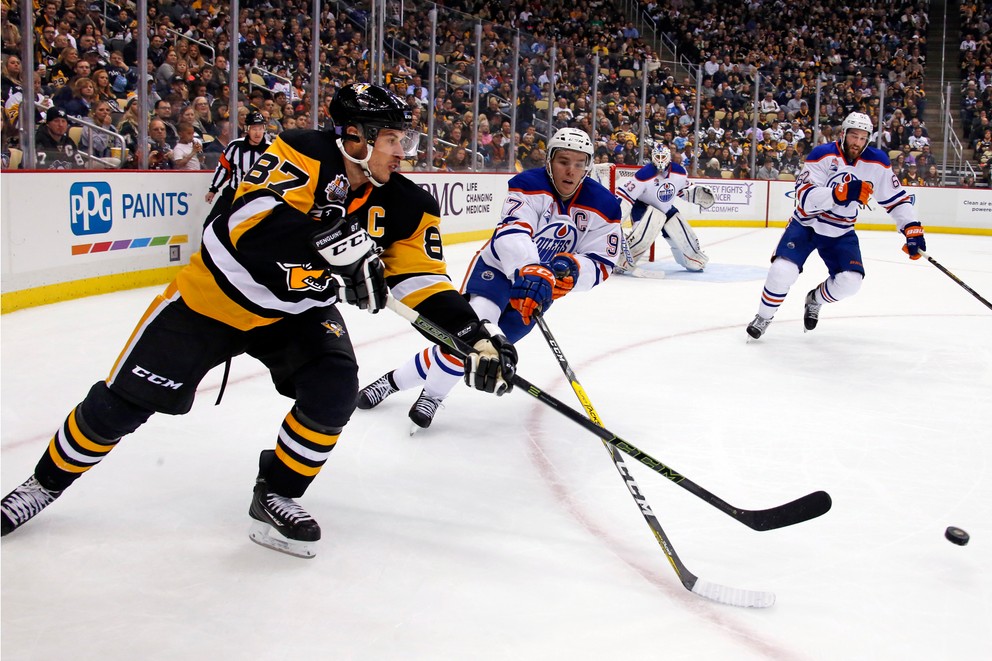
[918,250,992,311]
[532,310,773,607]
[386,296,832,531]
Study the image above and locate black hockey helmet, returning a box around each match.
[329,82,414,150]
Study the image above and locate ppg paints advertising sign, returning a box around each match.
[3,172,209,292]
[69,181,192,235]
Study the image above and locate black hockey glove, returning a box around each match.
[313,216,388,313]
[459,320,517,395]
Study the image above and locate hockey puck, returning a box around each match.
[944,526,970,546]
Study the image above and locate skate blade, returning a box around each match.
[248,521,316,559]
[409,421,426,436]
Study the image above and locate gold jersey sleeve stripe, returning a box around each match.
[395,279,455,309]
[228,196,280,248]
[173,254,282,331]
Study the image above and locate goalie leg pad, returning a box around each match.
[624,208,666,264]
[662,212,709,271]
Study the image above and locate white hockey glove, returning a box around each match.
[313,216,388,313]
[459,321,517,395]
[685,185,716,209]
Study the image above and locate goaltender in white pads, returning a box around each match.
[614,143,715,275]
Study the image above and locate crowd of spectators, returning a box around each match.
[959,2,992,186]
[640,0,957,184]
[1,0,347,170]
[0,0,988,186]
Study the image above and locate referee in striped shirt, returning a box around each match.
[204,111,271,227]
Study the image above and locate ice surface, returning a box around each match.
[3,228,989,660]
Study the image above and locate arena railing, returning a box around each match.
[66,115,129,170]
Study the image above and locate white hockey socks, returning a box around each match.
[393,345,463,400]
[812,271,863,304]
[756,258,800,319]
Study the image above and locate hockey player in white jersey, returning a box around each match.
[356,127,623,432]
[746,112,927,339]
[614,142,715,274]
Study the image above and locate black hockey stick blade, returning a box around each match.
[534,312,775,607]
[387,296,831,531]
[732,490,832,531]
[529,382,832,530]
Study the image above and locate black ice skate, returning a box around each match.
[248,452,320,558]
[1,476,62,536]
[746,315,772,339]
[803,289,822,331]
[408,390,443,435]
[356,372,398,409]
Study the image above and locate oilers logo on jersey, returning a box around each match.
[534,223,578,262]
[827,170,860,191]
[656,181,677,204]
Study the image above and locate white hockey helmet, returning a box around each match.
[546,127,593,171]
[651,142,672,174]
[840,112,873,154]
[545,127,594,199]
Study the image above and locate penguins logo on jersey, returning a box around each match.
[280,263,332,291]
[656,181,677,204]
[322,320,345,337]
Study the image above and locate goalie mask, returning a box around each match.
[839,112,873,156]
[545,127,594,198]
[651,143,672,175]
[330,83,418,186]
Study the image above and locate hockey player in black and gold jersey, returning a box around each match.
[0,83,517,558]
